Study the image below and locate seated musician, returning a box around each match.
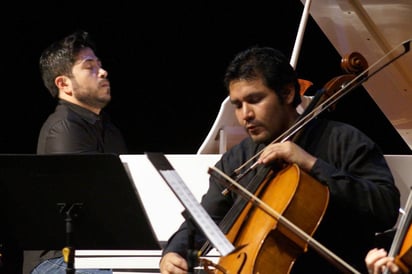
[29,30,127,274]
[159,46,400,273]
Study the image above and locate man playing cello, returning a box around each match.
[160,46,400,273]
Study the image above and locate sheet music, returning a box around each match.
[146,153,234,256]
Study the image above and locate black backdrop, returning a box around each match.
[0,1,410,155]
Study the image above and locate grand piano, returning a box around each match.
[31,1,412,273]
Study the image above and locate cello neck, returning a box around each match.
[383,189,412,274]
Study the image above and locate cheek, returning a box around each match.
[260,100,280,118]
[235,109,244,124]
[254,105,269,119]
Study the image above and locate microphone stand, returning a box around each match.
[58,203,82,274]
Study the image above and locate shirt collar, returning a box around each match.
[58,99,102,124]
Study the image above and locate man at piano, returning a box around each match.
[159,46,400,273]
[29,30,127,274]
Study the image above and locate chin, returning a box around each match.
[102,95,111,102]
[97,97,111,108]
[251,135,265,144]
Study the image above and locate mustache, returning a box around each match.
[99,79,110,86]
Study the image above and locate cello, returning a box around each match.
[383,189,412,274]
[197,40,411,274]
[394,225,412,273]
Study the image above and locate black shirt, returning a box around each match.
[37,99,128,154]
[27,99,128,273]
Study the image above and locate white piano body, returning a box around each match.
[76,1,412,272]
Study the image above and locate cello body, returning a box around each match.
[395,225,412,273]
[214,164,329,274]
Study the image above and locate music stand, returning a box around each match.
[0,154,160,271]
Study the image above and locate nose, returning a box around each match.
[99,67,108,78]
[240,103,253,122]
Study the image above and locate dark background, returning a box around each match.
[1,0,410,155]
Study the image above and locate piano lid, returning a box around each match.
[303,0,412,149]
[198,0,412,155]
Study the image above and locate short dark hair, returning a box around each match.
[39,30,97,98]
[224,46,301,107]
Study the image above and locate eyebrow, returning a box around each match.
[77,55,100,64]
[79,56,99,63]
[76,57,103,69]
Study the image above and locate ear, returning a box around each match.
[55,76,72,96]
[283,83,296,104]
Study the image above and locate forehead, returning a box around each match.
[75,47,98,64]
[229,78,266,93]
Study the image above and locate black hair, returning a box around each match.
[39,30,97,98]
[224,46,301,107]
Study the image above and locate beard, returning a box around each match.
[74,87,111,109]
